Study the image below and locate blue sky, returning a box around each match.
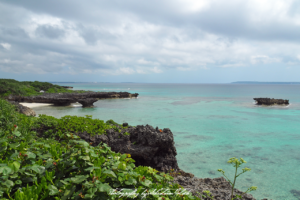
[1,0,300,83]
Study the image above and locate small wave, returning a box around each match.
[123,98,131,99]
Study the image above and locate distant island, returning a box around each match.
[232,81,300,84]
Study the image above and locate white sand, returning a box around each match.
[20,103,53,108]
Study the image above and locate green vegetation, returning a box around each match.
[218,157,257,200]
[32,115,128,139]
[32,115,118,138]
[0,99,198,199]
[123,132,130,136]
[0,79,85,97]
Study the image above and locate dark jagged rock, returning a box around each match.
[78,98,99,107]
[61,86,73,89]
[75,124,178,172]
[172,176,258,200]
[254,98,289,105]
[122,122,128,127]
[9,101,36,116]
[7,92,139,107]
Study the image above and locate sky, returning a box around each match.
[0,0,300,83]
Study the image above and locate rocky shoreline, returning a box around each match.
[10,100,264,199]
[9,101,36,116]
[34,121,260,200]
[254,98,289,105]
[7,91,139,107]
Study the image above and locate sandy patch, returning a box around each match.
[20,103,53,108]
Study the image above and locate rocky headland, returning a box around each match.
[7,91,139,107]
[35,122,260,200]
[10,100,263,199]
[254,98,289,105]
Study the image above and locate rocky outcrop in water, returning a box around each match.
[61,86,73,89]
[9,101,36,116]
[254,98,289,105]
[7,92,139,107]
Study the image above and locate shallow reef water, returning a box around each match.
[33,83,300,200]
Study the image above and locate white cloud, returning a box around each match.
[150,66,163,73]
[178,0,210,13]
[0,43,11,50]
[1,0,300,80]
[118,67,136,75]
[250,55,281,64]
[221,63,245,68]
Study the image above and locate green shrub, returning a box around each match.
[105,119,119,126]
[33,115,112,138]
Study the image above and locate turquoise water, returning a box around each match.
[34,83,300,200]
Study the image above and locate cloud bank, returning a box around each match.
[0,0,300,82]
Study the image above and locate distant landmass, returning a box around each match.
[232,81,300,84]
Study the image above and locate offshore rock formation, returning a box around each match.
[9,101,36,116]
[254,98,289,105]
[76,124,179,172]
[7,92,139,107]
[61,86,73,89]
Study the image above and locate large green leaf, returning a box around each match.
[103,170,117,178]
[118,162,127,170]
[48,185,59,195]
[9,143,20,149]
[84,166,100,172]
[26,151,36,159]
[8,161,20,172]
[79,155,90,161]
[2,180,14,188]
[0,142,7,152]
[140,179,152,187]
[30,165,45,174]
[70,175,88,184]
[12,130,21,137]
[125,177,137,185]
[0,166,12,175]
[96,183,112,192]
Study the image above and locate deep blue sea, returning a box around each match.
[33,83,300,200]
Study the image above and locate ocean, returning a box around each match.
[33,83,300,200]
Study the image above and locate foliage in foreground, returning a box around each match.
[0,79,85,97]
[0,99,197,199]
